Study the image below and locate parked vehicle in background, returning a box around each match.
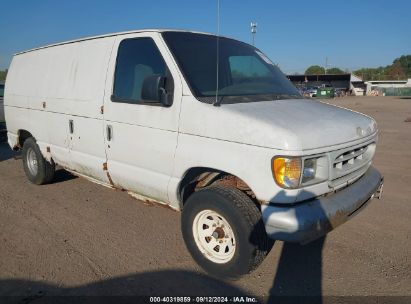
[0,81,5,123]
[316,85,335,98]
[4,29,383,278]
[300,87,317,98]
[307,87,318,97]
[335,88,346,97]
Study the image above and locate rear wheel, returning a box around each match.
[181,185,273,279]
[22,137,55,185]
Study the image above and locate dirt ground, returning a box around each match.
[0,96,410,301]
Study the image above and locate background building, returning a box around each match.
[287,74,366,96]
[365,79,411,96]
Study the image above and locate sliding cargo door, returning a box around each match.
[67,38,115,184]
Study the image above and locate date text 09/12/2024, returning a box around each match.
[149,296,258,303]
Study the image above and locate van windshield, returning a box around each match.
[162,32,301,104]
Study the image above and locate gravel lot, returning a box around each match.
[0,96,410,301]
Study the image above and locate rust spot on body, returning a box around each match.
[196,174,250,191]
[127,192,178,212]
[195,173,256,201]
[102,162,114,187]
[217,175,250,191]
[140,199,177,211]
[106,171,114,187]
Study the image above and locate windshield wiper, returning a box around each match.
[272,94,303,100]
[197,93,302,105]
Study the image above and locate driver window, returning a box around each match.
[112,37,172,104]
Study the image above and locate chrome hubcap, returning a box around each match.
[26,148,38,176]
[192,210,236,264]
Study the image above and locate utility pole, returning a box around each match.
[251,22,257,46]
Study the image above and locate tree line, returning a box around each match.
[0,69,7,81]
[304,54,411,81]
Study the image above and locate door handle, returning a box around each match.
[69,120,74,134]
[107,125,113,141]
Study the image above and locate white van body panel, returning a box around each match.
[6,38,112,112]
[177,98,377,152]
[5,37,115,183]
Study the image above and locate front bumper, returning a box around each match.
[261,166,383,244]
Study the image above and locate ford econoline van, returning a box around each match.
[4,30,383,278]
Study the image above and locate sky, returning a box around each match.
[0,0,410,74]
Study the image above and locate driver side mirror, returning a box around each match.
[141,75,172,107]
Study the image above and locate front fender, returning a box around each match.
[167,133,298,208]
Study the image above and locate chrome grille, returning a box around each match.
[328,142,376,188]
[333,145,368,170]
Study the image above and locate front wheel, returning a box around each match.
[181,185,273,279]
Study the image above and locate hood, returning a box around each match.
[180,98,377,151]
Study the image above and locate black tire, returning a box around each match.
[181,185,273,279]
[22,137,55,185]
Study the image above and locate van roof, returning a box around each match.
[15,29,217,56]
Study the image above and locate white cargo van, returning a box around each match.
[4,30,383,278]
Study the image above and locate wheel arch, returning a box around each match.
[177,166,259,208]
[16,129,34,149]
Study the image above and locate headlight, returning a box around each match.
[272,156,324,189]
[302,158,317,183]
[272,157,302,189]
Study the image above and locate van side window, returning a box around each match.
[112,38,173,104]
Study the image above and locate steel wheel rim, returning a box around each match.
[26,147,38,176]
[192,209,236,264]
